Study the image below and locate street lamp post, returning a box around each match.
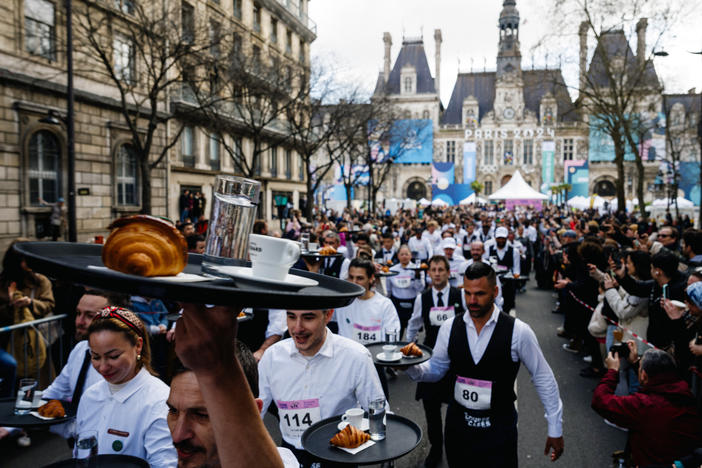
[65,0,76,242]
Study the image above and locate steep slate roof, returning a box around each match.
[440,69,578,125]
[374,38,436,95]
[586,30,660,89]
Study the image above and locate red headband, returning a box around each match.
[97,306,144,339]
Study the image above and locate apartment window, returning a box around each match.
[182,126,195,167]
[299,153,304,180]
[181,2,194,44]
[285,149,292,178]
[270,18,278,45]
[503,139,514,165]
[446,141,456,163]
[117,144,138,205]
[233,0,242,18]
[252,45,261,72]
[113,33,135,83]
[114,0,135,14]
[28,130,60,205]
[484,181,493,195]
[25,0,56,60]
[298,40,305,63]
[563,138,574,160]
[483,140,494,165]
[209,133,221,171]
[270,147,278,176]
[253,4,261,33]
[233,136,244,173]
[523,139,533,165]
[232,32,242,60]
[290,0,300,15]
[209,20,221,57]
[254,153,261,176]
[422,109,430,119]
[286,30,293,54]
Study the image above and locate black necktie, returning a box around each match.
[71,350,92,411]
[437,291,444,307]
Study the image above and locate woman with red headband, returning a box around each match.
[74,306,176,466]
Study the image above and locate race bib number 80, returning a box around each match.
[454,376,492,411]
[277,398,321,443]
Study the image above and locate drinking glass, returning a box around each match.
[368,397,386,441]
[201,175,261,277]
[14,378,36,415]
[612,327,624,343]
[300,232,310,252]
[74,430,98,459]
[385,329,398,343]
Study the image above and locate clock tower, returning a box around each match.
[494,0,524,121]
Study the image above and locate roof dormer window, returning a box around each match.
[400,65,416,95]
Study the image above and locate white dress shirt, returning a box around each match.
[422,230,442,252]
[464,259,504,308]
[406,305,563,438]
[526,225,538,243]
[43,340,103,438]
[386,262,425,300]
[484,242,521,276]
[323,256,350,280]
[408,236,433,260]
[406,283,466,343]
[265,309,287,338]
[334,293,401,344]
[258,330,386,448]
[447,256,468,288]
[76,368,177,467]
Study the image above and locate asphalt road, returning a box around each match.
[4,278,626,467]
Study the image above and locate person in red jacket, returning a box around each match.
[592,342,702,467]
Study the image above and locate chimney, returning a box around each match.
[434,29,442,99]
[579,21,588,91]
[383,32,392,83]
[636,18,647,68]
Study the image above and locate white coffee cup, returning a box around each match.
[382,344,397,359]
[249,234,301,281]
[341,408,364,428]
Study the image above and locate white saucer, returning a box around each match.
[213,266,318,289]
[337,418,370,431]
[670,300,688,309]
[376,351,403,362]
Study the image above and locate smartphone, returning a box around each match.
[662,284,669,300]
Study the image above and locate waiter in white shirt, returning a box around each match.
[405,255,466,468]
[374,231,398,265]
[441,238,468,289]
[422,221,442,253]
[258,308,385,467]
[319,231,350,280]
[408,228,433,263]
[334,258,401,399]
[386,245,425,339]
[406,262,564,467]
[465,241,504,310]
[485,227,520,313]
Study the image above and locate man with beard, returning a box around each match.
[485,227,520,313]
[465,241,504,310]
[167,341,298,467]
[406,262,564,467]
[258,308,385,467]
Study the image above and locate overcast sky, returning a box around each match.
[309,0,702,105]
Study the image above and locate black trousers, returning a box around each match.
[390,296,415,340]
[501,277,516,313]
[422,395,445,454]
[444,407,518,468]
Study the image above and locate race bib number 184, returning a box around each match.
[352,323,381,344]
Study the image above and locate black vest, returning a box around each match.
[323,256,344,278]
[447,311,520,417]
[374,248,397,265]
[489,245,514,270]
[420,287,465,348]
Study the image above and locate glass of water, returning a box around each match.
[385,329,398,343]
[201,175,261,277]
[368,397,386,441]
[300,232,310,252]
[14,378,36,415]
[74,430,98,459]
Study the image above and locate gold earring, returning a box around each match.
[137,354,141,361]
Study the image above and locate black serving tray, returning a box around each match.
[15,243,363,309]
[301,413,422,465]
[0,399,74,428]
[365,341,432,367]
[43,454,149,468]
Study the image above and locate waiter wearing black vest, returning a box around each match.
[405,255,466,467]
[406,262,564,467]
[487,226,520,313]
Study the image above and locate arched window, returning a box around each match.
[117,144,138,205]
[422,109,430,119]
[28,130,60,205]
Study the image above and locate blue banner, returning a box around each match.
[463,142,476,184]
[389,119,433,164]
[679,161,701,205]
[565,160,589,197]
[540,141,555,194]
[432,162,454,188]
[432,183,473,206]
[588,113,665,162]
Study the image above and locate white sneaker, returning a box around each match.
[583,355,593,363]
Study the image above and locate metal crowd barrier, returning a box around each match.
[0,314,68,382]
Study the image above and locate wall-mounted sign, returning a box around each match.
[464,127,555,139]
[77,188,90,196]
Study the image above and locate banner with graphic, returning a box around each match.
[381,119,433,164]
[564,159,589,198]
[679,161,701,205]
[334,164,369,186]
[505,199,543,211]
[431,162,454,189]
[588,113,666,162]
[432,183,473,206]
[463,142,476,184]
[540,140,555,194]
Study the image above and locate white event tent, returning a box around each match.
[459,193,488,205]
[487,170,548,201]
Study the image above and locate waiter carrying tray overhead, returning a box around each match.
[406,262,564,467]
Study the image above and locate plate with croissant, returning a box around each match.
[301,413,422,464]
[364,341,432,367]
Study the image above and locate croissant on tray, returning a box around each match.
[102,215,188,277]
[319,246,337,256]
[330,423,370,449]
[400,342,423,357]
[38,399,65,418]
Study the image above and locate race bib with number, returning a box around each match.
[393,276,412,289]
[449,268,459,280]
[352,323,381,344]
[429,306,455,327]
[277,398,322,443]
[454,376,492,411]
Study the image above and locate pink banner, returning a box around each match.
[504,199,543,211]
